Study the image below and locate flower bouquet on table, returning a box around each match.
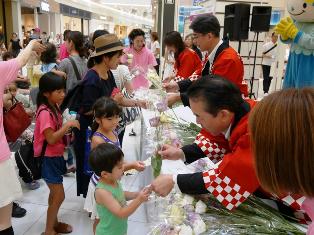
[149,193,208,235]
[149,192,304,235]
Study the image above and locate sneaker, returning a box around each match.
[26,180,40,190]
[12,202,26,218]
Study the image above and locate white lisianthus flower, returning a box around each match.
[181,195,195,206]
[193,219,206,235]
[169,205,185,225]
[179,225,193,235]
[169,131,178,140]
[195,200,207,214]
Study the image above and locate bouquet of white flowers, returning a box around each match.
[149,192,208,235]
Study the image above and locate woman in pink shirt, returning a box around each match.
[121,29,157,90]
[59,30,71,61]
[250,88,314,234]
[0,40,44,235]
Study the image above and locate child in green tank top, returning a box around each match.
[89,143,152,235]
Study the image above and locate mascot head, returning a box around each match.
[287,0,314,22]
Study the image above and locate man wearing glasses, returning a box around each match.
[164,14,247,107]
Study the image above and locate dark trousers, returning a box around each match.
[154,58,160,75]
[118,129,125,145]
[0,227,14,235]
[262,65,272,93]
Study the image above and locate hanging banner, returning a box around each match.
[192,0,216,15]
[193,0,208,6]
[182,0,216,36]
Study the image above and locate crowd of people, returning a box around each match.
[0,13,313,235]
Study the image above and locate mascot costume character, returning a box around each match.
[275,0,314,88]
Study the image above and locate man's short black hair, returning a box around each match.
[89,143,124,176]
[190,14,220,37]
[187,75,243,116]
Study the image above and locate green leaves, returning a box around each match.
[152,152,162,178]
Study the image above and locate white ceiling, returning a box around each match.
[57,0,154,26]
[95,0,152,7]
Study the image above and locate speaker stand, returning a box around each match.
[249,32,259,99]
[238,40,242,54]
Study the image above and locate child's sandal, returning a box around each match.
[54,222,73,234]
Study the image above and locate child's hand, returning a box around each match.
[137,100,147,109]
[137,187,151,202]
[132,161,145,172]
[113,92,124,104]
[66,120,80,130]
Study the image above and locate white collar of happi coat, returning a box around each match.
[222,123,232,140]
[208,39,223,65]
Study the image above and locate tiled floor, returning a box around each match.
[12,171,153,235]
[12,121,153,235]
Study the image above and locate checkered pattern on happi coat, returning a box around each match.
[186,53,209,82]
[194,133,227,164]
[174,76,185,83]
[203,167,251,210]
[277,194,312,225]
[188,72,200,81]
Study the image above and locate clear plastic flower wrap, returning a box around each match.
[200,195,304,235]
[148,191,305,235]
[146,68,163,90]
[130,65,145,78]
[148,192,208,235]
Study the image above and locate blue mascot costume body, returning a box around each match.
[275,0,314,88]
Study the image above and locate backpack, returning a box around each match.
[14,108,52,183]
[60,79,85,113]
[15,140,43,183]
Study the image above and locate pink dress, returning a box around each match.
[59,42,69,61]
[121,46,157,90]
[302,198,314,235]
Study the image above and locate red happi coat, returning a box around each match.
[177,43,248,97]
[191,101,311,223]
[197,101,259,210]
[172,48,202,82]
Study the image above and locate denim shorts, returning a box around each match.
[42,156,67,184]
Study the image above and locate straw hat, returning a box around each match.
[90,34,124,58]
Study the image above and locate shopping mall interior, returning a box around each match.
[0,0,313,235]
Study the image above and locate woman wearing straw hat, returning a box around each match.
[74,34,146,198]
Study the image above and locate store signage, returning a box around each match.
[60,4,91,20]
[71,9,78,15]
[40,1,50,12]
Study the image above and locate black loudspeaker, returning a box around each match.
[251,6,272,32]
[224,3,251,41]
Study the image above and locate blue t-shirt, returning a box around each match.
[41,63,58,73]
